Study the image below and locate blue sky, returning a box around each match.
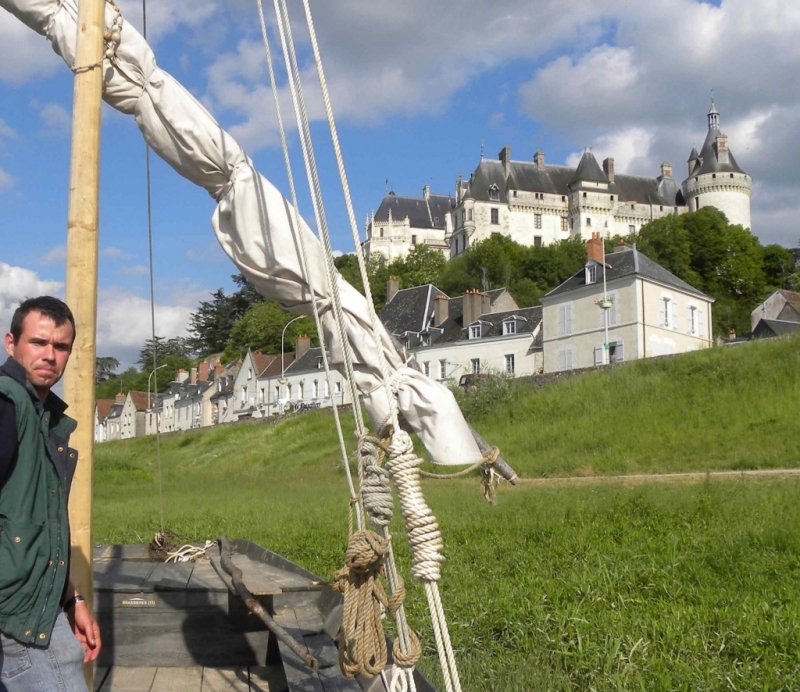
[1,0,798,367]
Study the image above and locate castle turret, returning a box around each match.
[681,100,752,229]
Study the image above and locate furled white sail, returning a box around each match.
[0,0,483,465]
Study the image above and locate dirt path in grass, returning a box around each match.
[507,467,800,487]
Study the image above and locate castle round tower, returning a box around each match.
[682,100,752,229]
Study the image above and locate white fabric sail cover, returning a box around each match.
[1,0,483,465]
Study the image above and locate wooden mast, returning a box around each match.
[62,0,106,683]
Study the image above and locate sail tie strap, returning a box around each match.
[333,531,421,679]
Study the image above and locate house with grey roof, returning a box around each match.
[449,101,751,257]
[750,289,800,339]
[363,185,455,262]
[379,281,543,381]
[541,233,714,372]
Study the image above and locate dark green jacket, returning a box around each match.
[0,357,77,646]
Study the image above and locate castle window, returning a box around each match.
[586,217,592,227]
[561,196,566,202]
[561,217,568,232]
[468,209,473,221]
[730,174,734,179]
[583,192,587,199]
[534,235,542,248]
[491,208,499,225]
[660,206,663,211]
[629,224,635,234]
[489,184,500,201]
[412,235,417,245]
[610,195,614,202]
[534,214,542,229]
[380,228,384,238]
[513,190,518,198]
[712,174,716,179]
[696,198,700,211]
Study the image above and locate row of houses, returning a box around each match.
[96,235,797,442]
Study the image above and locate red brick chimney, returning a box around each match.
[587,232,604,263]
[198,362,210,382]
[296,334,311,359]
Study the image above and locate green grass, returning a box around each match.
[461,335,800,477]
[93,336,800,689]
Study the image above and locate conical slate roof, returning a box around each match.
[688,146,700,162]
[569,151,608,185]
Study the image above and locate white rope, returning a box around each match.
[164,540,215,563]
[299,2,462,689]
[255,0,363,531]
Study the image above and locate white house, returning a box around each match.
[118,391,149,439]
[379,282,543,382]
[541,233,714,372]
[363,186,455,262]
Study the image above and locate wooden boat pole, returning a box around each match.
[62,0,106,683]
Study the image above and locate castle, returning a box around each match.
[363,101,752,262]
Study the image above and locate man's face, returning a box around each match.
[5,311,74,398]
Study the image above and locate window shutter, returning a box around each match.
[686,307,693,334]
[566,350,573,370]
[671,301,678,330]
[558,306,565,336]
[594,345,604,366]
[697,308,704,338]
[566,305,573,335]
[558,350,566,371]
[658,300,665,327]
[616,340,624,363]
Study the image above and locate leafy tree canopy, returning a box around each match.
[222,301,317,363]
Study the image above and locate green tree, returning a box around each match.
[95,356,120,383]
[222,301,317,362]
[762,244,794,289]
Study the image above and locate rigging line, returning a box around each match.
[274,4,417,685]
[142,0,165,535]
[254,0,362,531]
[272,0,366,437]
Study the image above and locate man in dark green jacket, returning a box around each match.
[0,296,101,691]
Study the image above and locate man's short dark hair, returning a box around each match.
[10,296,76,345]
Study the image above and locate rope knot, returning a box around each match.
[345,530,389,573]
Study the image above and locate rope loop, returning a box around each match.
[333,530,421,679]
[359,435,394,528]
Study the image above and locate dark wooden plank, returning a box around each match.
[95,560,158,593]
[252,563,316,592]
[150,666,203,691]
[273,609,325,692]
[207,548,283,597]
[97,667,158,691]
[144,561,195,592]
[199,667,249,691]
[187,560,228,593]
[291,605,324,635]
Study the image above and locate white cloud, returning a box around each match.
[566,128,656,176]
[119,265,149,276]
[0,263,64,334]
[101,246,134,259]
[0,168,13,192]
[116,0,219,42]
[0,12,62,84]
[32,101,71,136]
[40,245,67,266]
[0,117,16,140]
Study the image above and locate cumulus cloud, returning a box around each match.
[40,245,67,266]
[0,168,13,192]
[116,0,219,43]
[32,100,71,136]
[566,128,656,177]
[0,117,16,140]
[119,265,149,276]
[0,13,61,84]
[0,263,64,332]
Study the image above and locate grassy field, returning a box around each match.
[94,336,800,689]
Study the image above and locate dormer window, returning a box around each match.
[503,320,516,336]
[420,333,431,347]
[489,184,500,201]
[469,324,481,339]
[586,265,597,284]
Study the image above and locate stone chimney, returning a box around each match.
[463,289,489,326]
[603,157,615,182]
[176,369,189,384]
[716,132,729,165]
[115,392,126,406]
[296,334,311,359]
[587,232,604,263]
[660,162,673,179]
[499,146,511,179]
[198,362,210,382]
[190,367,197,385]
[433,295,449,327]
[534,150,545,170]
[213,363,224,381]
[387,276,399,303]
[423,184,430,201]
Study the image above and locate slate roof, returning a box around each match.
[543,247,712,299]
[106,403,123,420]
[379,284,447,335]
[569,151,608,185]
[753,319,800,339]
[689,126,745,176]
[420,305,543,348]
[374,192,455,229]
[96,399,114,422]
[284,347,330,375]
[466,157,680,206]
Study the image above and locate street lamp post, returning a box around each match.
[280,315,304,412]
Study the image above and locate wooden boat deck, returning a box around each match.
[92,541,434,692]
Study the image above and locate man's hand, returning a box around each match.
[66,600,102,662]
